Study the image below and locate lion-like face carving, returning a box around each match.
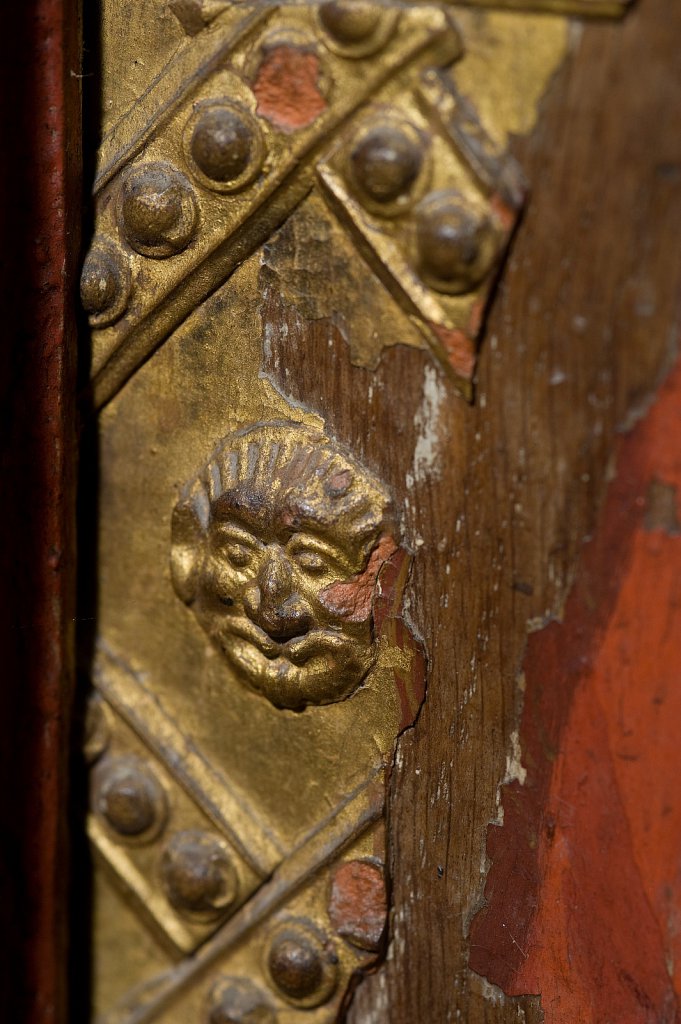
[171,423,393,710]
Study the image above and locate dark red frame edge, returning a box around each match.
[0,0,81,1020]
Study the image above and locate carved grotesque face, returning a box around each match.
[171,424,392,710]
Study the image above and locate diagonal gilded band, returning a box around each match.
[86,1,462,412]
[99,774,384,1024]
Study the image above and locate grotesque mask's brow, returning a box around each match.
[211,489,271,531]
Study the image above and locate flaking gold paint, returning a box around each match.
[261,193,427,368]
[86,0,603,1018]
[90,250,409,1018]
[453,11,570,147]
[96,254,402,844]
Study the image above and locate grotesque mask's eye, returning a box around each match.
[292,548,328,575]
[211,519,260,570]
[287,535,353,579]
[225,542,253,568]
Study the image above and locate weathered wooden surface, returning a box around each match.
[259,0,681,1018]
[0,0,80,1020]
[470,356,681,1021]
[350,0,681,1019]
[6,0,679,1016]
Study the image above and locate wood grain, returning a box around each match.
[0,0,81,1020]
[470,356,681,1019]
[261,0,681,1018]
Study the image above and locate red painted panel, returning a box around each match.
[470,359,681,1022]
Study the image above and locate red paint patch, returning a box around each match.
[466,296,485,339]
[469,358,681,1022]
[374,548,427,731]
[329,860,387,952]
[253,46,327,133]
[429,322,476,380]
[328,469,353,497]
[321,534,398,622]
[490,191,520,232]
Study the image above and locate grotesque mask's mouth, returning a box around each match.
[216,616,363,666]
[221,617,283,657]
[198,607,376,709]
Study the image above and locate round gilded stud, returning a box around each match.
[349,121,424,212]
[95,755,167,841]
[191,109,253,183]
[319,0,381,43]
[265,920,338,1008]
[207,977,277,1024]
[269,936,322,999]
[415,190,499,294]
[120,161,198,258]
[184,101,265,193]
[80,238,131,327]
[318,0,398,57]
[160,830,238,920]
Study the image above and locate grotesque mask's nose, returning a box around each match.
[242,548,313,642]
